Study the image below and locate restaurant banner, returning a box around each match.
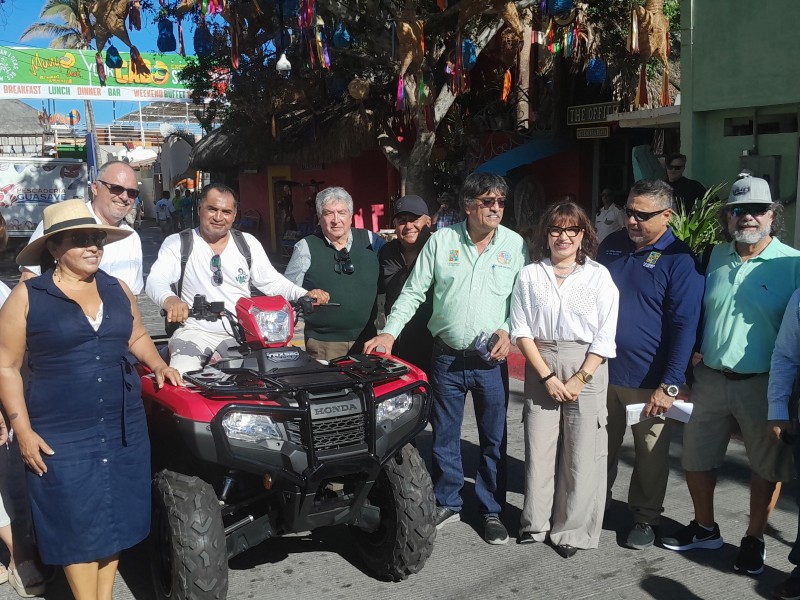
[0,46,190,102]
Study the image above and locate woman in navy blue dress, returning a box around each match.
[0,200,182,600]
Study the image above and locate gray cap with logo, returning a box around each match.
[727,172,773,205]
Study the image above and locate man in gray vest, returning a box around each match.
[284,186,385,361]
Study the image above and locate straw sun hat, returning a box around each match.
[16,199,132,266]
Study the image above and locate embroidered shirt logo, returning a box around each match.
[448,249,460,264]
[236,267,249,284]
[497,251,511,266]
[643,251,662,269]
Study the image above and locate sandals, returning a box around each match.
[8,561,47,598]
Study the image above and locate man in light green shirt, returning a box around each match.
[364,172,526,546]
[663,174,800,576]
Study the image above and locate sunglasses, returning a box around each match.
[474,196,506,209]
[334,248,355,275]
[625,207,669,222]
[729,204,771,218]
[70,231,107,248]
[667,164,685,171]
[210,254,223,285]
[97,179,140,199]
[547,226,583,238]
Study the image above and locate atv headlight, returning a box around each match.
[376,392,414,425]
[250,306,291,343]
[222,412,283,443]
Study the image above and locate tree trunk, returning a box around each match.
[516,9,532,130]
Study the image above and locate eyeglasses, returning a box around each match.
[334,248,355,275]
[625,207,669,222]
[667,164,685,171]
[70,231,107,248]
[729,204,771,218]
[210,254,223,285]
[474,196,506,209]
[97,179,140,199]
[547,226,583,238]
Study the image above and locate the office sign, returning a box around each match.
[567,102,618,126]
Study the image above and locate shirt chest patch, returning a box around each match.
[643,251,662,269]
[496,250,512,266]
[448,249,460,264]
[236,268,249,284]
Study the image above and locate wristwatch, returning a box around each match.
[576,369,593,384]
[660,383,680,397]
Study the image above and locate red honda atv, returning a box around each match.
[139,295,436,600]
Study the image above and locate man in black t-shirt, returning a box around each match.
[665,153,706,214]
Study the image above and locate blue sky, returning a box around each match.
[0,0,197,125]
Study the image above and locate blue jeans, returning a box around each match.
[429,350,509,516]
[789,441,800,574]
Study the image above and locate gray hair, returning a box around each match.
[316,186,353,216]
[628,179,674,210]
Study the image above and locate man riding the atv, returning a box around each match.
[146,183,329,374]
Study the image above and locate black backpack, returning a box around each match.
[164,229,252,335]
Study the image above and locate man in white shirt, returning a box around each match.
[20,160,144,294]
[595,189,625,243]
[146,183,329,374]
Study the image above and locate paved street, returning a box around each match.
[0,222,798,599]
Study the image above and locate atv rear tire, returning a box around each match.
[151,470,228,600]
[350,444,436,581]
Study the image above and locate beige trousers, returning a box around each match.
[606,384,672,524]
[519,341,608,549]
[304,337,356,362]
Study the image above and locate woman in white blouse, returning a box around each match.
[511,201,619,558]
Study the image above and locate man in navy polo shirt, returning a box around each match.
[598,179,704,550]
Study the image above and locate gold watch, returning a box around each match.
[576,369,593,384]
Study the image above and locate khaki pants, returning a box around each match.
[606,384,672,524]
[304,337,356,362]
[519,341,608,549]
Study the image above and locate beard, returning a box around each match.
[733,227,770,245]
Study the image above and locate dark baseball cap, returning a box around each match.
[393,195,429,218]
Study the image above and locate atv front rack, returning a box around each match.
[184,354,410,397]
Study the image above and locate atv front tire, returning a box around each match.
[350,444,436,581]
[151,470,228,600]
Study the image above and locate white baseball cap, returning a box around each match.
[727,172,773,205]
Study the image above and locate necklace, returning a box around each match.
[553,264,579,279]
[553,262,577,270]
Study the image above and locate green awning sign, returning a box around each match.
[0,46,190,102]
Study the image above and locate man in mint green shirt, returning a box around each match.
[663,174,800,577]
[364,172,526,546]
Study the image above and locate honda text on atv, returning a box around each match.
[138,295,437,599]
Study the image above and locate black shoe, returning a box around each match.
[774,575,800,600]
[734,535,765,576]
[483,515,509,545]
[661,520,724,551]
[626,522,655,550]
[434,507,460,530]
[517,532,536,545]
[554,544,578,559]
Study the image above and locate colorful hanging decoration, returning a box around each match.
[628,0,671,108]
[128,0,142,31]
[437,0,446,10]
[333,22,350,48]
[157,18,177,53]
[586,57,606,84]
[461,39,477,71]
[547,0,573,16]
[95,52,107,86]
[315,16,331,69]
[81,0,150,75]
[501,69,512,102]
[177,19,185,56]
[194,21,214,58]
[105,43,123,69]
